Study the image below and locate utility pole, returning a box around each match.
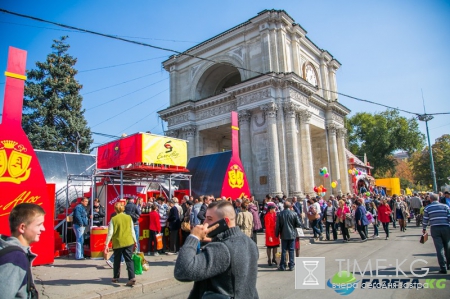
[418,90,437,193]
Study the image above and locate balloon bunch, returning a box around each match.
[319,167,329,178]
[313,185,327,196]
[331,181,338,188]
[348,169,362,176]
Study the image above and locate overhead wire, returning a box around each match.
[85,77,168,111]
[81,70,163,95]
[2,8,449,118]
[79,56,168,73]
[0,21,199,43]
[117,101,169,134]
[90,88,169,128]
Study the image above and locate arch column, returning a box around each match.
[183,125,196,161]
[337,128,350,194]
[327,124,341,194]
[299,110,315,195]
[284,102,302,197]
[261,103,282,196]
[239,110,254,190]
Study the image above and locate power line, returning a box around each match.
[79,56,168,73]
[91,131,120,139]
[0,21,200,43]
[81,70,162,95]
[85,77,168,111]
[91,88,168,128]
[1,8,449,117]
[117,102,168,134]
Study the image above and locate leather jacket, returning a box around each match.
[275,209,301,240]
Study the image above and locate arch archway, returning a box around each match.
[194,64,241,100]
[191,56,243,101]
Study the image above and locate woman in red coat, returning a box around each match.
[377,199,392,240]
[148,204,161,255]
[264,205,280,266]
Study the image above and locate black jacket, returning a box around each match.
[124,202,141,224]
[89,205,105,226]
[197,203,207,224]
[168,206,181,231]
[275,209,301,240]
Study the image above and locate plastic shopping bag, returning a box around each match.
[132,252,143,275]
[156,233,163,250]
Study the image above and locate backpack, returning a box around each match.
[0,244,39,298]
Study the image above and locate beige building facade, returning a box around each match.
[158,9,350,199]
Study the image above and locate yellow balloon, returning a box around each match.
[331,182,337,188]
[348,169,352,174]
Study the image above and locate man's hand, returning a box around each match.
[190,223,219,242]
[103,247,109,256]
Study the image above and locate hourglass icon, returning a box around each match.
[302,261,319,286]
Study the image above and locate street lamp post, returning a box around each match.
[417,114,437,193]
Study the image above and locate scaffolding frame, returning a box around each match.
[55,168,191,245]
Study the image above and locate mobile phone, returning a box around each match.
[206,218,229,238]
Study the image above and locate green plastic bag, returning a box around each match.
[132,253,143,275]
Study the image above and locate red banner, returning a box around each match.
[97,134,142,169]
[0,47,53,265]
[105,185,140,224]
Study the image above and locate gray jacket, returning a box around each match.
[174,226,259,299]
[0,235,36,299]
[275,209,302,240]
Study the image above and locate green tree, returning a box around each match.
[346,110,425,177]
[410,134,450,189]
[22,36,92,153]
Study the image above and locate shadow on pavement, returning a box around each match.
[39,277,115,287]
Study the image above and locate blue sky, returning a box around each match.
[1,0,449,152]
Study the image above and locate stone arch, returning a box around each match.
[191,55,244,101]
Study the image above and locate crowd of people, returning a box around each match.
[0,189,448,298]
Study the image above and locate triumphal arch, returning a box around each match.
[158,9,350,199]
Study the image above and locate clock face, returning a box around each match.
[305,64,317,86]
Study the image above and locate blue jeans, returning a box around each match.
[373,221,379,236]
[134,225,140,252]
[280,239,295,270]
[311,219,322,238]
[73,224,85,259]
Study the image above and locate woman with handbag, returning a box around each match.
[378,199,392,240]
[354,199,370,242]
[181,200,193,245]
[368,202,379,238]
[397,197,409,232]
[236,201,254,238]
[264,205,280,266]
[148,204,161,256]
[335,200,351,243]
[104,202,137,286]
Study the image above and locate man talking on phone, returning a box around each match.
[174,200,259,298]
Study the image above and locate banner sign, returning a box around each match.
[142,134,187,167]
[0,47,54,265]
[97,133,187,169]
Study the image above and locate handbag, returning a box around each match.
[132,252,143,275]
[345,218,354,228]
[420,232,428,244]
[156,233,163,250]
[181,220,191,232]
[296,227,304,237]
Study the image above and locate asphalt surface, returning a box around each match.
[33,223,450,299]
[135,224,450,299]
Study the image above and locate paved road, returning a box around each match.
[135,224,450,299]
